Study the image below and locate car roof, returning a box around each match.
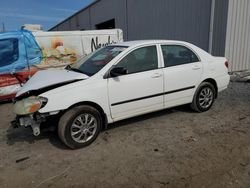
[111,40,213,61]
[0,29,32,36]
[113,40,191,47]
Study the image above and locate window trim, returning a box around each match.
[160,44,201,68]
[110,45,159,77]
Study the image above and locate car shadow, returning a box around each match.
[6,125,69,150]
[0,100,13,105]
[6,104,194,150]
[107,104,195,130]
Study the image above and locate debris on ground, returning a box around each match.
[15,157,30,163]
[183,136,198,143]
[230,70,250,82]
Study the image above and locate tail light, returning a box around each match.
[225,61,229,69]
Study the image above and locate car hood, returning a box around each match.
[16,69,89,97]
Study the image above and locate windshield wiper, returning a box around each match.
[65,65,90,75]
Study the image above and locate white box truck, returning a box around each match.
[0,29,123,101]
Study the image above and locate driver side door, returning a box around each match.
[107,45,164,121]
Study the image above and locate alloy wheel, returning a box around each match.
[70,113,97,143]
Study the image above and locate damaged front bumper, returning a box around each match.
[12,95,51,136]
[12,113,47,136]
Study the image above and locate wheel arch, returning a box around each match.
[66,101,108,130]
[201,78,218,98]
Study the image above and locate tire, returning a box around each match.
[191,82,216,113]
[58,105,102,149]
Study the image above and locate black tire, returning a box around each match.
[58,105,102,149]
[191,82,216,112]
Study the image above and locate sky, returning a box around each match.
[0,0,94,31]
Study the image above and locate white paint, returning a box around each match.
[16,40,230,124]
[16,69,89,97]
[0,84,20,96]
[34,29,123,55]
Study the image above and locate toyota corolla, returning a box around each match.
[12,40,230,149]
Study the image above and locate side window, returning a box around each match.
[0,38,19,67]
[161,45,199,67]
[24,35,41,60]
[117,46,158,74]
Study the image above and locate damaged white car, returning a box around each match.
[12,40,230,149]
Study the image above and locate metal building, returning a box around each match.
[50,0,250,72]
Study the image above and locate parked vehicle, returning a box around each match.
[0,29,123,101]
[12,40,230,149]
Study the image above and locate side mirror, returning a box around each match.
[110,67,128,77]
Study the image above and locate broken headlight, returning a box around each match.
[13,96,48,115]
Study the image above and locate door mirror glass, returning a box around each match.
[110,66,127,77]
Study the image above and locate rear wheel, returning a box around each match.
[58,105,102,149]
[191,82,216,112]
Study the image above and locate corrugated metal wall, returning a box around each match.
[211,0,229,56]
[51,0,212,51]
[225,0,250,71]
[52,0,127,35]
[126,0,212,51]
[87,0,127,36]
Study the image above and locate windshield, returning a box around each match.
[69,46,128,76]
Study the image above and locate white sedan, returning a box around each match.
[13,40,230,149]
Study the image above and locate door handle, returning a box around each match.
[151,73,162,78]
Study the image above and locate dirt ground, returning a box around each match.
[0,82,250,188]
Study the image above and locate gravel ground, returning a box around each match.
[0,82,250,188]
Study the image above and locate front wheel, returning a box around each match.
[191,82,216,112]
[58,105,102,149]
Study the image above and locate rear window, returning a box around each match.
[0,38,19,67]
[161,45,199,67]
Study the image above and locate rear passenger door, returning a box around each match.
[161,45,202,108]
